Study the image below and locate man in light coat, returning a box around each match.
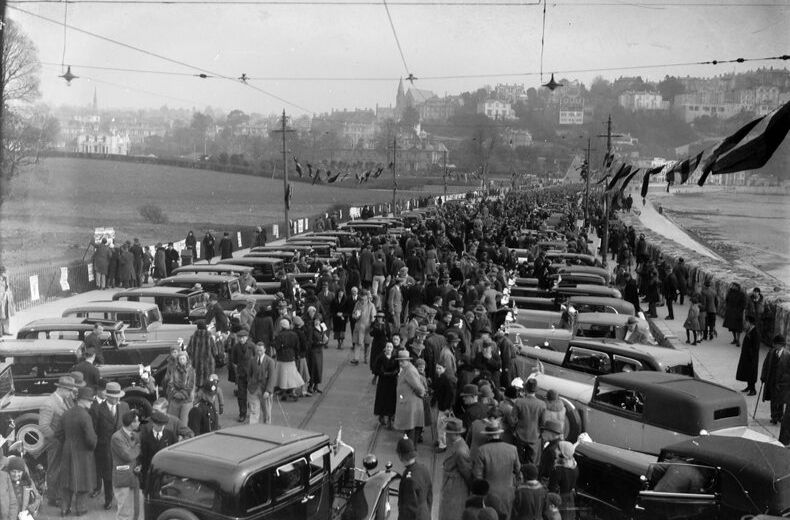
[439,419,471,520]
[39,375,77,506]
[111,411,141,520]
[392,350,425,443]
[472,423,521,520]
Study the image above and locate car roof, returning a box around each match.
[576,313,632,326]
[62,300,158,313]
[567,296,634,313]
[569,339,692,366]
[152,424,329,488]
[158,274,238,283]
[18,317,124,332]
[112,287,197,298]
[172,264,253,274]
[0,339,84,355]
[223,257,282,265]
[660,436,790,514]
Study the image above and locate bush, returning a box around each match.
[138,204,168,224]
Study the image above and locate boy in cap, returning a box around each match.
[396,436,432,520]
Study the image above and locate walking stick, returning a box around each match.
[752,381,764,420]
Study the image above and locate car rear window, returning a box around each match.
[666,363,694,377]
[713,407,741,420]
[273,459,307,499]
[13,354,78,377]
[566,347,611,375]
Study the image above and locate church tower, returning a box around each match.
[92,87,98,113]
[395,77,406,117]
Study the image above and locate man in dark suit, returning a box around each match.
[247,342,276,424]
[57,386,98,516]
[91,381,130,509]
[396,436,432,520]
[762,335,790,424]
[72,347,101,390]
[139,411,177,490]
[111,411,141,520]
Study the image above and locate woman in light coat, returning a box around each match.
[351,290,377,365]
[393,350,425,442]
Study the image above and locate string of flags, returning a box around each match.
[292,156,392,184]
[595,100,790,200]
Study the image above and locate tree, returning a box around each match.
[399,105,420,130]
[2,110,59,180]
[658,76,685,104]
[2,19,41,107]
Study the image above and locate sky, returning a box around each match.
[7,0,790,116]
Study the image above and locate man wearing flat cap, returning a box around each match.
[396,436,432,520]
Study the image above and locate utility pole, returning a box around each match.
[442,149,448,202]
[273,110,295,238]
[598,115,615,267]
[391,135,398,215]
[584,137,591,229]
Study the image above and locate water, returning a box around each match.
[657,189,790,284]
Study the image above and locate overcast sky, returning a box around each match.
[8,0,790,116]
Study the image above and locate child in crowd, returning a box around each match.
[208,373,224,414]
[684,295,702,345]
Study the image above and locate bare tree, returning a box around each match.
[2,19,41,107]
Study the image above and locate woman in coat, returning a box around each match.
[118,244,136,288]
[746,288,765,340]
[185,230,197,259]
[723,282,747,346]
[167,351,196,424]
[373,343,398,428]
[153,243,167,280]
[393,350,426,441]
[330,288,349,349]
[548,441,578,520]
[736,315,760,395]
[186,320,218,388]
[307,315,327,394]
[369,311,391,379]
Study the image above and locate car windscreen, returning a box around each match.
[187,294,207,310]
[147,308,162,325]
[12,354,78,378]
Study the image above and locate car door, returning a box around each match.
[585,382,645,451]
[635,463,719,520]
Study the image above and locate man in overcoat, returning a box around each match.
[472,423,521,520]
[439,419,471,520]
[39,375,77,506]
[111,411,141,520]
[392,350,426,443]
[91,381,130,509]
[736,315,760,395]
[762,335,790,424]
[247,342,276,424]
[57,386,97,516]
[396,436,432,520]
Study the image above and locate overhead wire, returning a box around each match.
[60,1,68,71]
[8,4,315,113]
[6,0,787,5]
[381,0,411,78]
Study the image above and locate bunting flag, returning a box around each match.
[619,166,642,193]
[312,169,323,185]
[327,170,341,183]
[307,163,314,179]
[606,163,630,192]
[355,171,362,183]
[666,169,675,192]
[372,166,384,178]
[602,152,614,168]
[595,172,611,185]
[640,164,666,198]
[697,116,765,187]
[709,100,790,176]
[362,169,372,182]
[293,156,304,178]
[667,151,704,185]
[285,182,293,210]
[339,171,351,182]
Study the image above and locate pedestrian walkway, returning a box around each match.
[635,199,722,260]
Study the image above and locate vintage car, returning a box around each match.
[575,436,790,519]
[0,361,56,459]
[510,283,621,300]
[220,257,284,286]
[533,371,778,454]
[545,251,596,266]
[302,231,362,249]
[519,338,695,385]
[146,424,399,520]
[566,296,636,316]
[508,312,651,352]
[552,272,607,287]
[61,301,195,343]
[337,221,389,237]
[112,286,209,324]
[157,274,242,300]
[171,263,255,278]
[510,296,638,329]
[0,339,163,417]
[16,317,174,367]
[557,265,611,283]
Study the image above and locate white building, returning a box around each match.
[477,100,516,120]
[75,131,131,155]
[618,91,669,111]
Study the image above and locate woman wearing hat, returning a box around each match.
[166,351,195,425]
[393,350,426,442]
[369,311,391,382]
[5,455,41,518]
[330,287,349,349]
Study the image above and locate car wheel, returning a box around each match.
[157,508,200,520]
[16,418,45,455]
[123,395,153,420]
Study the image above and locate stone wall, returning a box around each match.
[617,212,790,342]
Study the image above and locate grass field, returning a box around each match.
[0,157,469,269]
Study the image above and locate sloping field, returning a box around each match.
[0,157,460,268]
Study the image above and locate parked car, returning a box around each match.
[61,301,195,342]
[171,263,255,278]
[220,257,284,283]
[146,424,399,520]
[508,312,651,352]
[510,296,638,329]
[337,221,388,237]
[15,318,174,370]
[531,371,778,454]
[157,274,241,300]
[302,231,362,248]
[0,339,163,417]
[510,284,621,300]
[575,436,790,519]
[566,296,636,316]
[0,361,57,459]
[544,251,596,266]
[112,286,208,324]
[557,265,611,283]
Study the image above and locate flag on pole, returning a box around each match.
[327,170,341,183]
[708,100,790,176]
[697,116,765,187]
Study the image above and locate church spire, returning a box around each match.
[92,87,98,112]
[396,77,405,109]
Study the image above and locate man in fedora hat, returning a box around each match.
[139,411,177,490]
[39,375,78,506]
[393,350,426,443]
[396,436,432,520]
[438,419,471,520]
[92,381,130,509]
[513,378,546,466]
[58,386,98,516]
[460,384,489,430]
[472,422,521,520]
[230,328,255,422]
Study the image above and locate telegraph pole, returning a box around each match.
[442,149,448,202]
[391,135,398,215]
[599,115,614,267]
[584,137,591,229]
[273,110,295,238]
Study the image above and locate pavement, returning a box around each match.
[5,219,781,520]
